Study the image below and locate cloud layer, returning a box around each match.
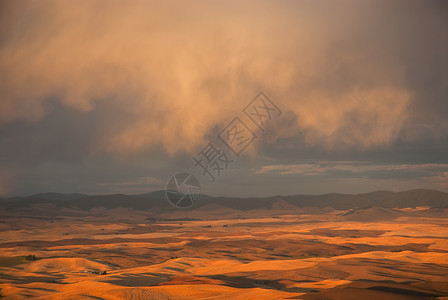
[1,0,447,196]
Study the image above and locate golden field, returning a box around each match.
[1,197,447,299]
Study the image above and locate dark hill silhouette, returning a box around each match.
[0,189,447,213]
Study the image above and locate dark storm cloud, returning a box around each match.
[0,0,447,196]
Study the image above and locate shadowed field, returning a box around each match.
[0,191,448,299]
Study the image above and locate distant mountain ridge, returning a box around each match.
[1,189,447,213]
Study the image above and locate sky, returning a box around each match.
[0,0,447,197]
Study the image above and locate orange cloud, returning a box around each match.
[0,0,413,156]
